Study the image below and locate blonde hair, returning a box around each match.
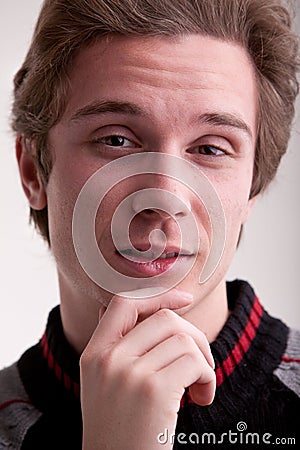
[12,0,299,245]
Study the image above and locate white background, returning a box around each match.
[0,0,299,369]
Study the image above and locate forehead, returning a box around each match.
[62,34,257,134]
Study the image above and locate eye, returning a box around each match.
[95,135,140,149]
[188,145,226,156]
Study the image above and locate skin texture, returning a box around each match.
[17,35,258,449]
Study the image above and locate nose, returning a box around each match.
[132,186,191,220]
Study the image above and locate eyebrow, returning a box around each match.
[197,112,253,141]
[70,100,146,122]
[70,100,253,140]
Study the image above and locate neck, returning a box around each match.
[58,274,101,355]
[181,279,229,342]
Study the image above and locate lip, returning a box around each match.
[117,243,194,256]
[115,248,194,276]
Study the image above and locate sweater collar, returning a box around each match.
[212,279,264,387]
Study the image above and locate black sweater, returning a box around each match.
[0,280,299,449]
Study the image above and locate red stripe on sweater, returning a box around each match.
[215,297,263,387]
[282,356,300,364]
[54,361,62,381]
[0,398,31,412]
[40,333,80,398]
[64,373,71,391]
[41,333,48,360]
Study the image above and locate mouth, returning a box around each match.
[118,248,192,259]
[115,246,195,276]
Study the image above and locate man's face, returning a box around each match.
[46,34,257,307]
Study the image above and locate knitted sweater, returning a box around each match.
[0,280,299,449]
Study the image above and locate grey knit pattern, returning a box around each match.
[274,328,300,397]
[0,363,41,449]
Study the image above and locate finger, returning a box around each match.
[159,354,216,406]
[188,380,216,406]
[89,288,193,350]
[133,332,211,373]
[118,309,214,368]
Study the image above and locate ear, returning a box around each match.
[16,135,47,210]
[241,195,257,225]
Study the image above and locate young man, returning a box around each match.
[0,0,299,448]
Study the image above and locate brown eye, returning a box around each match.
[188,145,226,156]
[101,135,133,147]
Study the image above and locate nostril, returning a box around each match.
[132,189,191,218]
[142,208,168,216]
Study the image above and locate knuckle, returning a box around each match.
[79,346,102,368]
[174,332,195,347]
[118,363,140,387]
[184,350,201,364]
[138,373,160,402]
[98,345,121,369]
[155,308,176,322]
[198,365,216,385]
[80,345,118,373]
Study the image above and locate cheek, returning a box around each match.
[222,196,250,252]
[214,160,254,228]
[46,163,92,245]
[216,178,253,242]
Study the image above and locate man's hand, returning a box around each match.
[80,289,216,450]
